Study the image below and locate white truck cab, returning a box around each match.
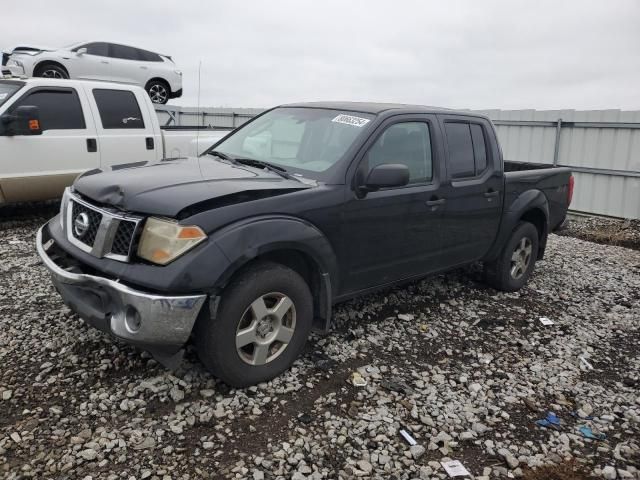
[0,76,228,205]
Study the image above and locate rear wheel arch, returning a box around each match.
[520,207,548,259]
[486,189,550,262]
[145,77,171,92]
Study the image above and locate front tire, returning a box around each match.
[146,80,170,104]
[483,221,539,292]
[34,63,68,79]
[195,262,313,388]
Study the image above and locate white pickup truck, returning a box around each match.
[0,75,230,205]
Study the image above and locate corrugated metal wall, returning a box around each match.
[156,106,640,219]
[474,109,640,219]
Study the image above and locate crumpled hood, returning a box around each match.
[7,44,58,54]
[73,157,312,218]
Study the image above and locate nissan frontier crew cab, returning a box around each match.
[36,102,574,387]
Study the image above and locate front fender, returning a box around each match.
[485,189,549,261]
[211,215,339,293]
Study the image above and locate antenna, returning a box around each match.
[196,60,203,178]
[196,59,202,155]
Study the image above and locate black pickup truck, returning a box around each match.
[36,102,573,387]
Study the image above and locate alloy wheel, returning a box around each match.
[149,84,168,104]
[510,237,533,279]
[235,292,296,366]
[42,69,65,79]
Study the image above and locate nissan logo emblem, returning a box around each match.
[73,212,90,238]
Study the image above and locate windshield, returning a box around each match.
[210,107,375,175]
[0,82,23,108]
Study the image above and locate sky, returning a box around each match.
[3,0,639,110]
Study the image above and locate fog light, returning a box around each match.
[124,306,142,333]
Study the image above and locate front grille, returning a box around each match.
[110,221,137,256]
[64,191,142,262]
[71,201,102,247]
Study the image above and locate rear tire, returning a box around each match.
[146,79,170,104]
[195,262,313,388]
[34,63,68,79]
[483,221,539,292]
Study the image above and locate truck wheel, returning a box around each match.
[195,261,313,388]
[146,80,170,104]
[483,221,539,292]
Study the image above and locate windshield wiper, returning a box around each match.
[234,158,300,181]
[206,150,235,162]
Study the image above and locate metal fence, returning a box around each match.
[155,106,640,219]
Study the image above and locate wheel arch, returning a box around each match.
[209,216,339,333]
[486,189,550,262]
[145,77,171,93]
[34,60,69,77]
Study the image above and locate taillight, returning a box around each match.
[567,175,575,206]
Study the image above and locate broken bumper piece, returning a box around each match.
[36,223,206,363]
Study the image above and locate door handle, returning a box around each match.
[86,138,97,152]
[425,197,446,207]
[484,190,499,198]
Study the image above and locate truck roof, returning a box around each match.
[281,101,487,119]
[0,76,145,91]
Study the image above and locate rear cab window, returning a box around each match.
[92,89,145,129]
[444,121,490,179]
[9,88,85,131]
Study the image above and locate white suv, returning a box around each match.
[2,42,182,104]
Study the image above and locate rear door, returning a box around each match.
[87,86,160,167]
[105,44,143,85]
[340,114,447,294]
[0,86,99,202]
[437,115,503,265]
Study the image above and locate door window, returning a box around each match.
[93,89,145,129]
[82,42,109,57]
[10,89,85,131]
[137,49,163,62]
[108,44,140,60]
[366,122,433,184]
[445,122,489,179]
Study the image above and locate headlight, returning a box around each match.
[137,217,207,265]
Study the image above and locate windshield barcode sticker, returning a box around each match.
[332,114,370,127]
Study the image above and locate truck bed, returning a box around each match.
[504,161,572,230]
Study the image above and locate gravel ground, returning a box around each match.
[1,212,639,480]
[558,215,640,251]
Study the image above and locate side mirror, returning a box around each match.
[0,105,42,136]
[76,47,87,56]
[360,163,410,193]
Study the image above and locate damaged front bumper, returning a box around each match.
[36,223,207,362]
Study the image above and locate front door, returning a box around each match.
[340,116,446,295]
[71,43,112,81]
[0,86,98,202]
